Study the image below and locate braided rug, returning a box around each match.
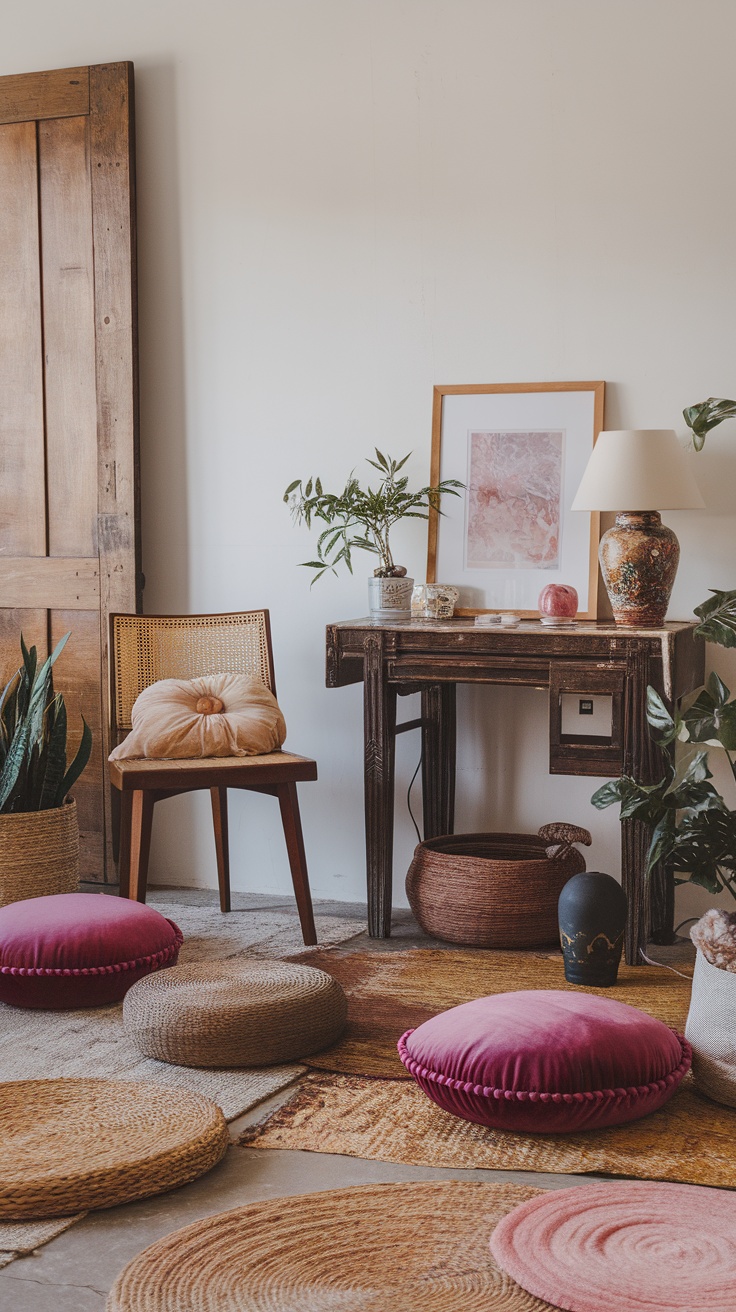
[106,1180,557,1311]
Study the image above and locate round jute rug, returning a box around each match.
[106,1180,558,1311]
[0,1078,229,1219]
[490,1179,736,1312]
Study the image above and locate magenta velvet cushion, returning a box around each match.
[398,989,690,1133]
[0,893,183,1010]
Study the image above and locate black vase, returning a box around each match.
[558,871,627,987]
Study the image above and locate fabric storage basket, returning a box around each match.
[684,948,736,1107]
[0,798,79,908]
[405,824,589,949]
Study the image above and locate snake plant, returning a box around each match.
[0,633,92,814]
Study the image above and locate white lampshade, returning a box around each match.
[571,430,705,512]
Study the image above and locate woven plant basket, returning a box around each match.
[406,823,591,949]
[0,798,79,908]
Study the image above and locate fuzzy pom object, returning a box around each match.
[690,909,736,972]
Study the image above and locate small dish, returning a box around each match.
[539,615,577,627]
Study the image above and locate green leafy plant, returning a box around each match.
[593,396,736,898]
[284,449,464,582]
[592,678,736,899]
[0,633,92,814]
[683,396,736,450]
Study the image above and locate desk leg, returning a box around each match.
[421,683,457,839]
[622,646,667,965]
[363,634,397,937]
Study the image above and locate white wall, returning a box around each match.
[5,1,736,921]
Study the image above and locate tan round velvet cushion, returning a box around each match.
[109,674,286,760]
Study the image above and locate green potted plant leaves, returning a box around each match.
[592,396,736,903]
[0,632,92,907]
[284,450,463,617]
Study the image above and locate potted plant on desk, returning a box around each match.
[284,450,463,617]
[0,633,92,907]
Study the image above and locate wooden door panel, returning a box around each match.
[0,63,139,883]
[0,121,45,558]
[52,610,104,879]
[40,115,98,559]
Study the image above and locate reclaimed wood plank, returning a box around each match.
[0,67,89,124]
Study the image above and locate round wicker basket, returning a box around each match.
[406,824,591,949]
[0,798,79,908]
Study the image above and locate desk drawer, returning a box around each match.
[549,662,624,777]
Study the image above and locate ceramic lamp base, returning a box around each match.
[599,511,679,627]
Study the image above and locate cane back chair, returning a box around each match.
[108,610,317,945]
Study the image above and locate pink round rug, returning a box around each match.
[489,1180,736,1312]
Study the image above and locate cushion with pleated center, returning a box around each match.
[398,989,690,1133]
[123,957,347,1068]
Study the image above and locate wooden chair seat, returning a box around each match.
[109,751,318,792]
[108,611,318,945]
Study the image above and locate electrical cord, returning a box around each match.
[407,749,423,844]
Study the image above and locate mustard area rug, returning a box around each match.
[241,1070,736,1189]
[106,1180,556,1311]
[287,945,692,1079]
[241,944,736,1189]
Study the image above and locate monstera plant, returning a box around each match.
[592,396,736,900]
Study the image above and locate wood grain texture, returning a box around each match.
[0,67,89,125]
[90,62,141,878]
[51,611,104,880]
[0,559,99,610]
[0,121,46,558]
[39,115,98,558]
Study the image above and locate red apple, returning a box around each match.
[538,584,578,618]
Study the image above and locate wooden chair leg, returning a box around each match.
[277,782,317,946]
[117,788,132,898]
[128,790,155,903]
[210,786,231,913]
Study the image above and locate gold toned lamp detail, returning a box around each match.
[571,430,704,626]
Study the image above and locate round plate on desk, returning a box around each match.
[539,616,578,627]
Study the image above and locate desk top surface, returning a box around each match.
[328,617,699,638]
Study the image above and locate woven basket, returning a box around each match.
[0,799,79,908]
[406,823,591,949]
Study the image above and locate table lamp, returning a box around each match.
[571,429,704,626]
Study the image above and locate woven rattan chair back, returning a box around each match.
[111,611,276,732]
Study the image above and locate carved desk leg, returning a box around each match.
[621,644,667,965]
[363,633,397,937]
[421,683,457,839]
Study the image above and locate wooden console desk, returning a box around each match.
[326,618,704,965]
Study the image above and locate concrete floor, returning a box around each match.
[0,889,694,1310]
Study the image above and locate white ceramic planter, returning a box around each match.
[685,948,736,1107]
[368,575,414,619]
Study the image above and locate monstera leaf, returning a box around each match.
[673,806,736,896]
[694,589,736,649]
[683,397,736,450]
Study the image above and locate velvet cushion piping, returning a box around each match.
[397,990,692,1134]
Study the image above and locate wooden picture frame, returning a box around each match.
[427,381,605,619]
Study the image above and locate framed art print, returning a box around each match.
[427,381,605,618]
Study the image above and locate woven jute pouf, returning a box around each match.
[123,957,348,1068]
[0,1078,228,1219]
[0,799,79,907]
[106,1180,555,1311]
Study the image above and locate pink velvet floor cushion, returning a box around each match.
[0,893,183,1009]
[489,1179,736,1312]
[398,989,690,1133]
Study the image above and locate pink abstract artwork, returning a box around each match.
[466,430,564,569]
